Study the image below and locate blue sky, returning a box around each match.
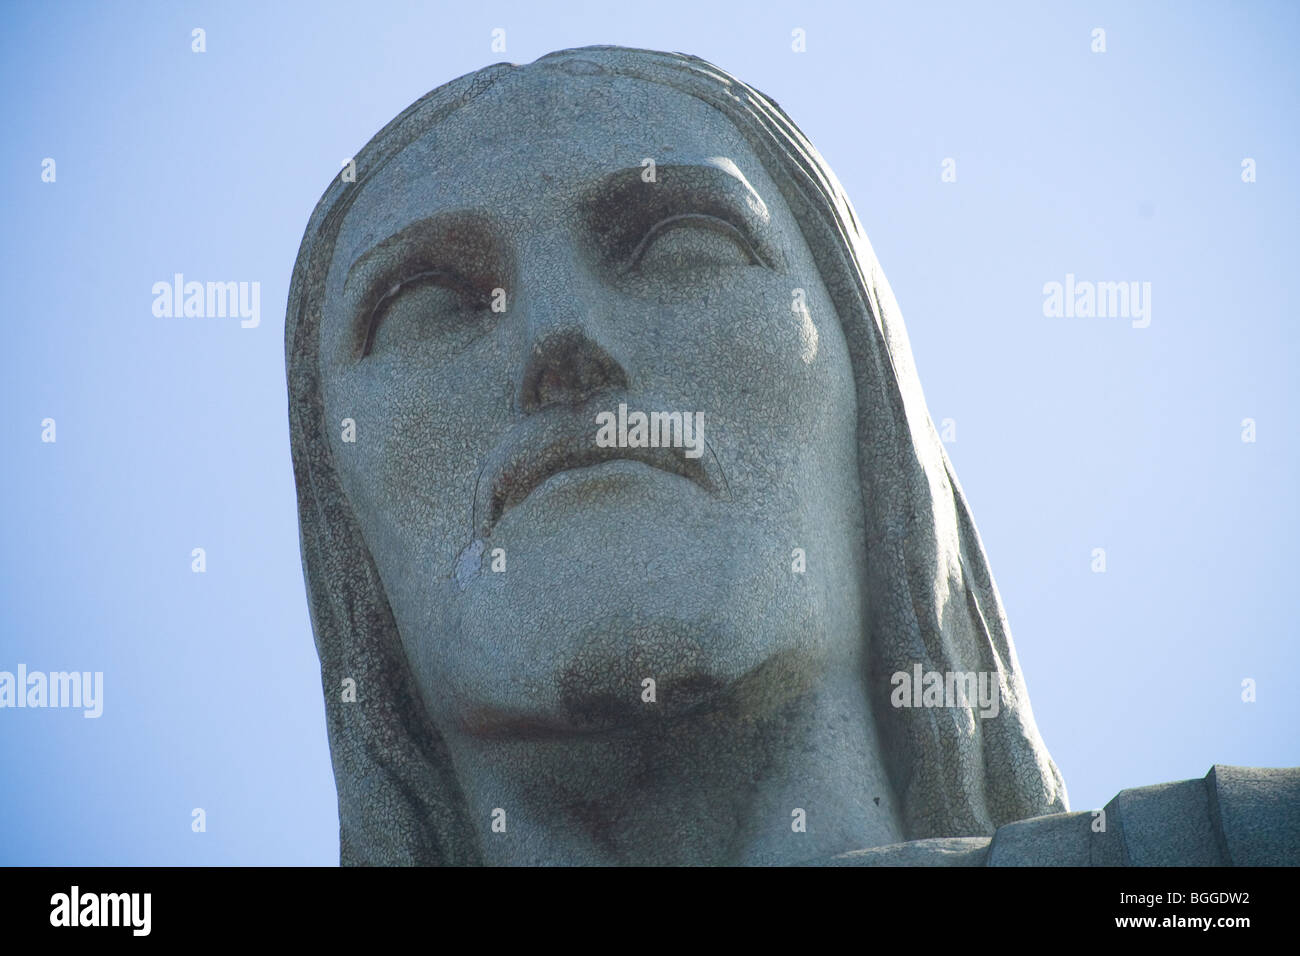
[1,0,1296,864]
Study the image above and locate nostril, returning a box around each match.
[533,365,572,406]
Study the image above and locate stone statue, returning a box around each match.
[286,46,1297,865]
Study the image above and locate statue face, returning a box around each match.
[319,66,869,739]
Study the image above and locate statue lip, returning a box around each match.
[472,398,719,537]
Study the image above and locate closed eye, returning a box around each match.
[362,269,484,356]
[622,213,768,275]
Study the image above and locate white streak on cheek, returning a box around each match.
[454,538,486,590]
[796,304,819,364]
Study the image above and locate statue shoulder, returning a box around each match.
[987,765,1300,866]
[816,766,1300,866]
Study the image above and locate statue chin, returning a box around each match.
[420,507,829,737]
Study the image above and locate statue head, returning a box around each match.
[287,46,1067,865]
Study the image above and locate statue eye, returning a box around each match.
[626,213,764,274]
[363,270,486,356]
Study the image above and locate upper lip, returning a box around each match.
[472,396,719,537]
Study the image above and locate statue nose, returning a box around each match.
[519,324,628,413]
[515,252,627,413]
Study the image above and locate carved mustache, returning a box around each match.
[472,396,723,537]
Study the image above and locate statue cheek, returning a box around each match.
[636,283,815,381]
[710,297,836,416]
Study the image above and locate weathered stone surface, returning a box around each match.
[1208,765,1300,865]
[820,837,992,867]
[1105,777,1225,866]
[988,811,1098,866]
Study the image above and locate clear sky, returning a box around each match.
[2,0,1296,864]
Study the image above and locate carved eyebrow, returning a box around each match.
[580,162,781,269]
[342,212,506,355]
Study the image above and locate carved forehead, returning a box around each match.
[328,66,773,281]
